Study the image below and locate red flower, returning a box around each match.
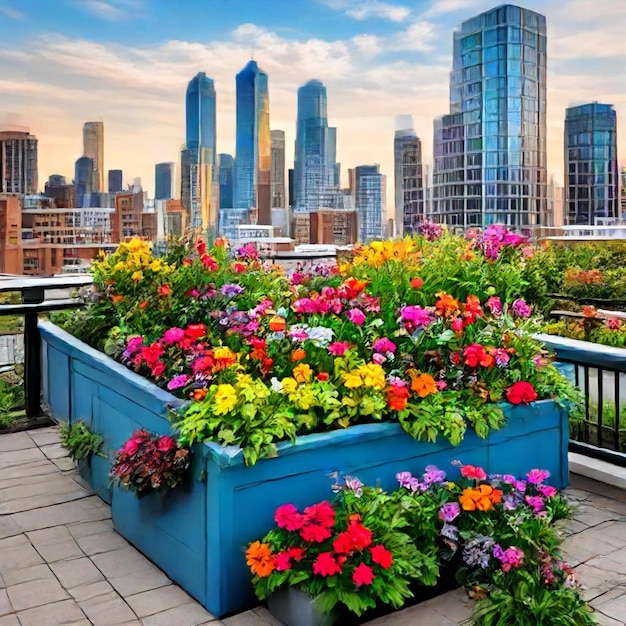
[287,547,305,561]
[410,277,424,289]
[201,254,217,271]
[300,523,332,543]
[275,504,304,531]
[463,344,495,368]
[185,324,207,340]
[139,301,148,309]
[150,361,165,377]
[122,437,141,456]
[274,551,292,572]
[196,238,207,256]
[158,284,172,296]
[313,552,342,577]
[386,384,410,411]
[463,295,483,323]
[233,262,246,273]
[506,381,538,405]
[303,501,335,529]
[352,562,374,586]
[460,465,487,481]
[347,522,373,551]
[370,545,393,569]
[317,372,329,382]
[157,436,176,452]
[332,532,354,555]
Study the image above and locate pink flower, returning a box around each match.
[373,338,396,354]
[451,317,464,332]
[122,437,142,456]
[526,469,550,485]
[400,305,432,327]
[512,299,531,318]
[328,341,350,356]
[157,436,176,452]
[372,353,385,365]
[526,495,546,514]
[486,296,502,316]
[167,375,190,390]
[538,485,557,498]
[607,318,621,330]
[460,465,487,481]
[345,308,366,325]
[162,327,185,344]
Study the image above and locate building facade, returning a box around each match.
[355,165,385,243]
[74,156,93,208]
[0,130,38,195]
[155,162,175,200]
[234,60,271,225]
[108,169,123,193]
[394,121,424,236]
[218,154,234,210]
[270,130,286,208]
[83,121,104,194]
[432,4,548,230]
[564,103,618,225]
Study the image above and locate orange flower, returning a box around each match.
[435,292,460,317]
[410,277,424,289]
[193,388,207,402]
[246,541,275,578]
[269,316,286,333]
[293,364,312,384]
[291,348,306,362]
[386,384,410,411]
[139,301,148,310]
[214,237,227,247]
[459,484,503,512]
[461,248,475,261]
[159,284,172,296]
[111,295,124,304]
[411,373,437,398]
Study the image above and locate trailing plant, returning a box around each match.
[0,378,24,429]
[59,420,104,461]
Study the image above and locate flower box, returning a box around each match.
[40,320,569,617]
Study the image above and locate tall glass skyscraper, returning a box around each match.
[74,156,93,207]
[234,60,271,225]
[355,164,385,242]
[108,169,122,194]
[155,162,175,200]
[394,116,424,236]
[432,4,547,230]
[271,130,286,208]
[564,103,618,225]
[182,72,218,232]
[83,122,104,194]
[218,154,234,209]
[294,80,340,212]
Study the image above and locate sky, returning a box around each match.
[0,0,625,206]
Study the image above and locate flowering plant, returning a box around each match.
[109,430,191,498]
[246,479,438,617]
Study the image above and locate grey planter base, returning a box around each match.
[268,589,336,626]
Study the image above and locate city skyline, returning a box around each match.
[0,0,625,210]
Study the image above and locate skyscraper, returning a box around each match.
[108,169,123,193]
[564,103,618,225]
[74,156,94,208]
[293,80,339,212]
[234,60,271,225]
[270,130,286,208]
[83,121,104,194]
[155,162,175,200]
[0,129,38,194]
[218,154,234,209]
[355,164,385,243]
[394,116,424,236]
[432,5,547,230]
[181,72,218,232]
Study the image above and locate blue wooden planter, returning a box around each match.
[40,321,569,617]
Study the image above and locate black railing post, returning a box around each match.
[23,287,44,418]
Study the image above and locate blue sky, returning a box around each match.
[0,0,624,202]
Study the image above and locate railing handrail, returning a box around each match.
[537,333,626,373]
[0,274,93,293]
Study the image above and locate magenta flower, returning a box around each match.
[328,341,350,356]
[221,283,244,298]
[373,337,396,354]
[525,495,546,514]
[372,352,385,365]
[538,484,557,498]
[607,318,621,330]
[494,348,510,368]
[512,299,531,318]
[486,296,502,316]
[162,327,185,344]
[400,305,432,327]
[157,436,176,452]
[423,465,447,484]
[493,544,524,572]
[438,502,461,523]
[167,374,190,391]
[526,469,550,484]
[345,308,366,325]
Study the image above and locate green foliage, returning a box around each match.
[0,378,25,429]
[59,420,104,461]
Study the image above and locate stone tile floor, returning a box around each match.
[0,427,624,625]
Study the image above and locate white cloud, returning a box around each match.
[78,0,143,21]
[321,0,411,22]
[394,19,438,52]
[0,4,24,19]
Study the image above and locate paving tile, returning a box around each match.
[53,456,78,472]
[91,547,163,578]
[573,503,620,528]
[1,564,54,587]
[575,563,626,601]
[0,472,90,502]
[0,432,35,452]
[0,489,91,515]
[79,590,138,625]
[221,608,280,626]
[0,535,43,571]
[28,429,62,446]
[107,573,172,598]
[594,611,625,625]
[27,525,84,562]
[0,589,11,618]
[361,604,458,626]
[39,442,70,460]
[125,585,197,618]
[10,496,110,531]
[6,577,69,611]
[591,586,626,622]
[0,616,19,626]
[68,580,116,603]
[67,519,114,539]
[51,556,105,589]
[0,448,46,470]
[16,599,86,626]
[140,602,214,626]
[76,530,129,555]
[0,516,21,540]
[0,459,58,481]
[588,550,626,576]
[562,532,618,567]
[416,588,473,622]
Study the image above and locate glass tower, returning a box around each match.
[155,162,175,200]
[218,154,234,209]
[394,116,424,236]
[234,60,271,225]
[564,103,618,225]
[108,169,122,193]
[74,156,93,208]
[83,122,104,194]
[294,80,340,212]
[271,130,286,208]
[355,164,385,243]
[432,4,547,230]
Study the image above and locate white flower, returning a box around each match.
[270,377,283,393]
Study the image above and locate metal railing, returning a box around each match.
[0,274,92,420]
[537,333,626,467]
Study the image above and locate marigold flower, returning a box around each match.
[386,384,410,411]
[359,363,386,389]
[111,295,124,304]
[291,348,307,362]
[131,270,143,282]
[246,541,275,578]
[193,388,207,402]
[459,484,502,512]
[293,364,313,384]
[411,373,437,398]
[343,371,363,389]
[435,292,460,317]
[269,316,286,332]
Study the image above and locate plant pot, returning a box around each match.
[268,589,337,626]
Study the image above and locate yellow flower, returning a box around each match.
[359,363,386,390]
[343,371,363,389]
[150,259,163,272]
[281,377,298,394]
[128,238,145,252]
[213,384,238,415]
[214,346,236,361]
[114,261,126,272]
[294,387,316,410]
[293,364,312,384]
[131,270,143,282]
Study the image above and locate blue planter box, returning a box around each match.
[40,321,569,617]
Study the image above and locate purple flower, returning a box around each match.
[525,495,546,514]
[512,299,531,318]
[373,338,396,354]
[538,484,557,498]
[396,471,420,492]
[503,494,521,511]
[423,465,447,485]
[221,283,244,298]
[463,535,495,569]
[526,469,550,485]
[494,348,510,368]
[345,308,366,326]
[167,375,190,391]
[441,523,459,540]
[438,503,461,523]
[400,305,432,327]
[162,327,185,344]
[344,476,364,497]
[123,335,144,358]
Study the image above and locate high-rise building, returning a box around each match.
[155,162,175,200]
[432,4,547,230]
[293,80,340,213]
[0,129,38,195]
[394,116,424,236]
[270,130,286,208]
[181,73,218,232]
[218,154,234,209]
[355,164,385,243]
[564,103,618,225]
[83,121,104,194]
[288,168,295,208]
[108,169,123,194]
[74,156,94,207]
[0,195,22,273]
[44,175,75,209]
[234,60,271,225]
[621,167,626,221]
